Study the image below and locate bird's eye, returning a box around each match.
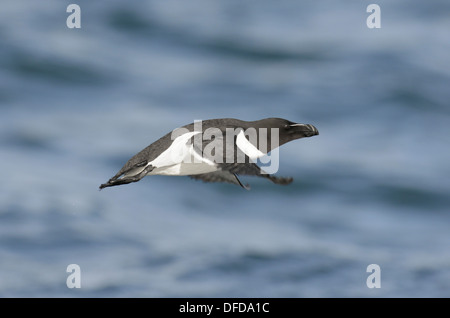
[284,124,290,130]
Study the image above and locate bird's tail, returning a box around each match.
[99,164,154,190]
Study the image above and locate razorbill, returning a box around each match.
[99,118,318,190]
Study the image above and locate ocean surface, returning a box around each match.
[1,0,449,297]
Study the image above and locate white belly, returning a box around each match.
[149,163,219,176]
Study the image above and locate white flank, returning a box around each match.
[236,130,265,160]
[147,131,217,176]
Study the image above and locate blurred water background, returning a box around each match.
[1,0,449,297]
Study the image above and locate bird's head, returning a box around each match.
[254,118,319,148]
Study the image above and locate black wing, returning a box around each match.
[189,170,250,190]
[223,162,293,185]
[189,163,293,190]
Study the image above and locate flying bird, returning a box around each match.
[99,118,318,190]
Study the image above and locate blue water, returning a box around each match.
[1,0,450,297]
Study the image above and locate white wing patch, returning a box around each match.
[147,131,218,176]
[236,130,265,160]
